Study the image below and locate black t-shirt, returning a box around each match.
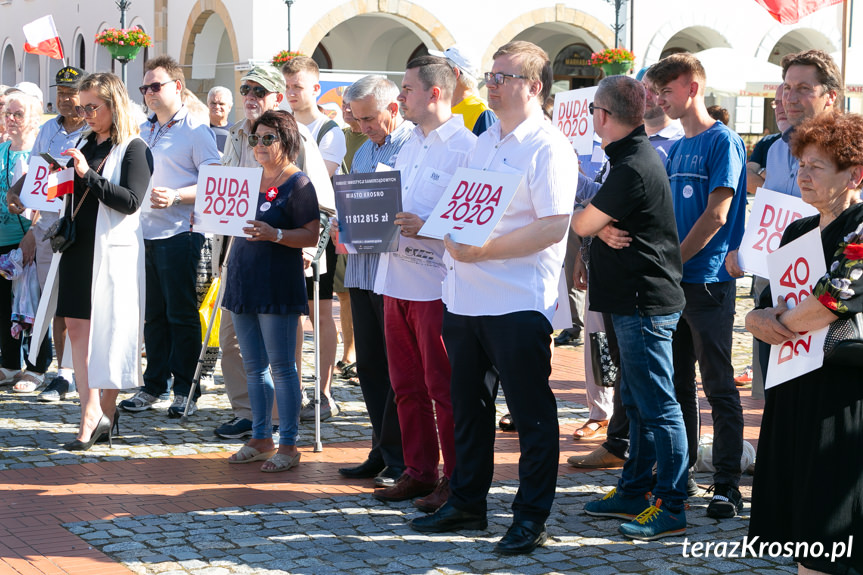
[749,132,781,167]
[588,125,685,316]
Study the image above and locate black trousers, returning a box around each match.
[0,242,51,373]
[443,309,558,523]
[348,288,403,469]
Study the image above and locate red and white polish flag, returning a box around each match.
[754,0,843,24]
[46,168,74,201]
[23,15,64,60]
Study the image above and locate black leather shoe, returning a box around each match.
[338,458,385,479]
[410,502,487,533]
[374,466,403,487]
[494,519,548,555]
[554,330,583,347]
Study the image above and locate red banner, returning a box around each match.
[754,0,843,24]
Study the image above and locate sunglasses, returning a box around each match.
[589,102,612,116]
[3,110,25,121]
[239,84,270,99]
[484,72,528,86]
[73,104,107,118]
[248,133,279,147]
[138,80,176,96]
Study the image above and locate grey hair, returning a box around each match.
[3,91,43,133]
[207,85,233,105]
[595,75,645,127]
[344,75,399,111]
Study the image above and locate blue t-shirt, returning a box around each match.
[666,121,747,283]
[223,171,320,315]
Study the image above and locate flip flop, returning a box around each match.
[261,451,301,473]
[228,445,276,464]
[573,419,609,440]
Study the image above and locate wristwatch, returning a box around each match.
[275,229,283,243]
[172,190,182,206]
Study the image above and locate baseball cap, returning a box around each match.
[11,81,44,104]
[241,65,286,94]
[52,66,86,88]
[428,45,480,81]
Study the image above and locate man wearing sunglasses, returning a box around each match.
[5,66,89,401]
[412,41,577,556]
[119,56,221,418]
[212,65,336,441]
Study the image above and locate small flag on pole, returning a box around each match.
[753,0,842,24]
[23,15,64,60]
[46,168,74,200]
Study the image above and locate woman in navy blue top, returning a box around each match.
[223,110,319,472]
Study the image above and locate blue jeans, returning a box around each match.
[143,232,204,399]
[231,312,301,445]
[612,311,688,511]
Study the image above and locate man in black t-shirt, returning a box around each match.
[571,75,688,541]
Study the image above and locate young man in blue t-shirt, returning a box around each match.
[645,54,747,520]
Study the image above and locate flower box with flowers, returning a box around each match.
[272,50,306,67]
[95,28,152,63]
[590,48,635,76]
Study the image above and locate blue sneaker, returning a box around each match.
[619,499,687,541]
[584,488,651,519]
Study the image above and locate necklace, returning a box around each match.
[261,163,289,192]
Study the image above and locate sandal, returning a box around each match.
[12,371,44,393]
[340,362,358,379]
[227,444,276,464]
[0,367,20,385]
[261,451,301,473]
[499,413,516,432]
[573,419,609,440]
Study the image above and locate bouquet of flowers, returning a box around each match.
[272,50,306,67]
[95,27,152,48]
[590,47,635,67]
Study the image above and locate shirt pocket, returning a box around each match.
[411,167,453,213]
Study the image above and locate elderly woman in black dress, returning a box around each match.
[746,112,863,575]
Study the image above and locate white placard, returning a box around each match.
[192,166,262,237]
[20,157,63,212]
[418,167,521,247]
[551,271,573,330]
[764,228,828,389]
[552,86,598,155]
[738,188,818,277]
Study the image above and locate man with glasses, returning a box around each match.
[411,41,577,556]
[212,65,335,440]
[5,66,88,400]
[119,56,221,418]
[574,75,688,541]
[645,53,747,521]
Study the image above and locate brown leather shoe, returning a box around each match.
[414,476,450,512]
[567,446,626,469]
[373,473,435,502]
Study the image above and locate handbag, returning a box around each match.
[589,331,619,387]
[43,213,78,253]
[823,312,863,367]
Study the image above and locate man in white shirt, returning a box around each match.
[119,56,221,418]
[411,41,577,556]
[281,56,346,420]
[371,55,475,512]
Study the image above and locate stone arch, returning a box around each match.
[755,26,839,64]
[297,0,456,57]
[481,7,615,72]
[643,16,735,65]
[179,0,240,86]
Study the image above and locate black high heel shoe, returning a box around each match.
[95,411,120,444]
[64,415,112,451]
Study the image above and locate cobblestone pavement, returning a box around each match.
[0,280,774,574]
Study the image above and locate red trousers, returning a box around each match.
[383,296,455,483]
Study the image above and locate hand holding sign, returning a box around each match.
[764,228,828,389]
[193,165,262,237]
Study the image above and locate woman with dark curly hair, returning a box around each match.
[746,112,863,575]
[222,110,319,472]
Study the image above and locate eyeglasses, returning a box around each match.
[589,102,612,116]
[484,72,528,86]
[3,110,25,121]
[138,80,176,96]
[248,133,278,147]
[73,103,107,118]
[770,101,778,109]
[239,84,270,99]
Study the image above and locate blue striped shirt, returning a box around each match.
[344,120,414,291]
